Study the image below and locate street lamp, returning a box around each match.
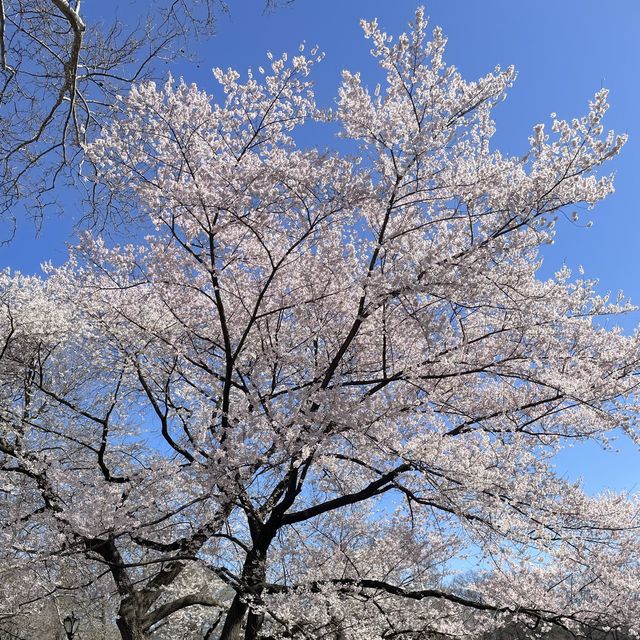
[63,612,79,640]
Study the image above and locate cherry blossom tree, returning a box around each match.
[0,0,292,229]
[1,7,640,640]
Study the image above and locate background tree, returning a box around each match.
[0,0,291,231]
[1,7,639,640]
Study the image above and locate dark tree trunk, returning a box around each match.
[219,545,270,640]
[219,593,250,640]
[89,538,152,640]
[242,546,269,640]
[245,609,266,640]
[116,598,150,640]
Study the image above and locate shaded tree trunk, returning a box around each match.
[220,546,270,640]
[245,609,266,640]
[218,593,250,640]
[90,538,151,640]
[116,597,150,640]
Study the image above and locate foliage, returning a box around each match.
[0,7,638,640]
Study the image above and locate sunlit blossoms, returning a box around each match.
[1,7,638,640]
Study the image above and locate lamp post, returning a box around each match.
[63,612,79,640]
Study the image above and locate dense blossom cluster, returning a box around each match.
[0,8,638,640]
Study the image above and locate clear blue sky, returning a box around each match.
[3,0,639,492]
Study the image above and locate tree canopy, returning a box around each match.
[0,7,639,640]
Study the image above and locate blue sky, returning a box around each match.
[3,0,639,492]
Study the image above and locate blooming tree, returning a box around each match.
[1,7,640,640]
[0,0,290,228]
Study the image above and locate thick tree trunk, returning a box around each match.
[219,546,269,640]
[242,546,269,640]
[116,598,150,640]
[88,538,152,640]
[245,610,266,640]
[218,593,249,640]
